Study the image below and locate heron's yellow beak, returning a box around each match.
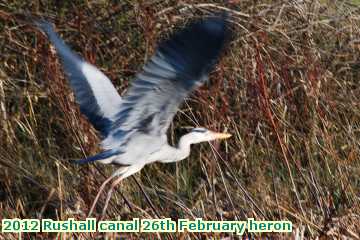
[213,132,232,139]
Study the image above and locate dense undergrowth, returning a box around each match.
[0,0,359,239]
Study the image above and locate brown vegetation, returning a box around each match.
[0,0,359,239]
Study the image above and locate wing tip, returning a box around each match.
[156,13,232,79]
[197,13,233,48]
[34,19,55,36]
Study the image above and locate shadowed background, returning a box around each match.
[0,0,359,239]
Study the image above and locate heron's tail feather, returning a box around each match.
[71,149,120,164]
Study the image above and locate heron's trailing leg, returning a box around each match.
[88,167,129,217]
[101,164,144,217]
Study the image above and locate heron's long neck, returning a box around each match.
[176,133,193,160]
[157,133,194,163]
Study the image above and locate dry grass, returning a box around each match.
[1,0,360,239]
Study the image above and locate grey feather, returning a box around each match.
[104,16,230,155]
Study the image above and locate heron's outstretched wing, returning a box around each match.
[108,16,230,146]
[37,21,122,137]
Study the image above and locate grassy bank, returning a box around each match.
[0,0,359,239]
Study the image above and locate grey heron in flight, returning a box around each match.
[37,15,231,216]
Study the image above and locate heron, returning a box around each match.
[36,15,231,216]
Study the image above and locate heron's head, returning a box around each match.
[188,127,232,144]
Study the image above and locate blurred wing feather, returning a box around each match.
[37,21,122,137]
[107,17,229,148]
